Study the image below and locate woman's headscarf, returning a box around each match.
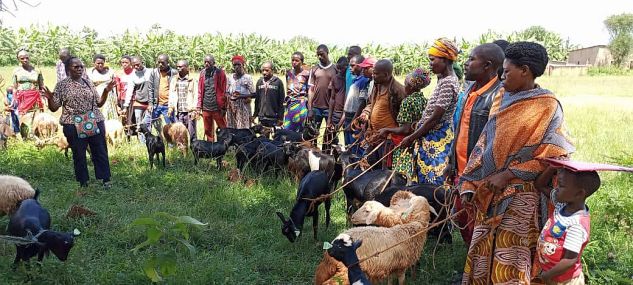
[428,38,459,61]
[404,68,431,91]
[231,55,245,64]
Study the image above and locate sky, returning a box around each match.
[1,0,632,48]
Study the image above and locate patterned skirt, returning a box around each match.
[462,185,542,285]
[413,120,454,185]
[283,97,307,132]
[227,98,252,129]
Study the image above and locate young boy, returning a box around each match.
[534,165,601,285]
[4,86,20,133]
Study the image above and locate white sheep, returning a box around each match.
[351,191,437,227]
[315,194,434,285]
[0,175,37,216]
[32,112,58,140]
[105,119,125,148]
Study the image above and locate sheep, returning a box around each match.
[162,122,189,157]
[105,119,125,148]
[314,196,434,285]
[327,234,371,285]
[0,175,37,216]
[8,198,78,264]
[351,192,438,227]
[190,134,233,168]
[56,135,70,158]
[276,170,332,242]
[32,112,58,140]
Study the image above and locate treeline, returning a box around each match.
[0,24,577,74]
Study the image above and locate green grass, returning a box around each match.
[0,69,632,284]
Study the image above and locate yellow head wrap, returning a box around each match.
[428,38,459,61]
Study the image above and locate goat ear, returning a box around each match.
[353,239,363,250]
[275,211,287,222]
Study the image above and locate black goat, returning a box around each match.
[376,183,453,244]
[287,147,341,184]
[254,141,292,175]
[140,125,165,168]
[235,137,269,171]
[8,198,77,265]
[272,124,319,143]
[276,170,332,242]
[191,134,233,168]
[216,127,255,148]
[327,234,371,285]
[339,152,406,218]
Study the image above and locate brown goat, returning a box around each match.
[162,122,189,157]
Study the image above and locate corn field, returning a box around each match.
[0,24,576,74]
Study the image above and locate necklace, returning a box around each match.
[318,62,333,69]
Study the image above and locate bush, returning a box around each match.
[588,66,633,76]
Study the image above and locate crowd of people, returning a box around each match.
[3,38,601,284]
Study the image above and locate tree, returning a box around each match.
[604,13,633,67]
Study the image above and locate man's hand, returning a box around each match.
[400,135,414,148]
[377,128,390,139]
[359,112,368,122]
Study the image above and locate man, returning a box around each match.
[124,56,152,142]
[325,56,349,149]
[197,55,228,141]
[168,60,198,141]
[149,54,177,131]
[56,48,70,82]
[447,43,505,247]
[345,46,362,94]
[254,62,285,128]
[342,55,366,146]
[359,59,406,168]
[307,44,336,130]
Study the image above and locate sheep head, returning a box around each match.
[275,211,299,243]
[351,201,392,226]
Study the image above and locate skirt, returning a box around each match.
[413,120,454,185]
[283,96,307,132]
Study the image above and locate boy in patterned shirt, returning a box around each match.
[534,164,601,285]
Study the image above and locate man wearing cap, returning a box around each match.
[359,59,406,168]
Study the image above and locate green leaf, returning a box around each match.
[157,254,178,277]
[176,238,197,257]
[146,227,163,243]
[143,257,162,283]
[176,216,207,226]
[130,217,160,227]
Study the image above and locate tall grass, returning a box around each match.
[0,75,632,284]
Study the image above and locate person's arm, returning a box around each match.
[253,79,262,119]
[327,88,335,127]
[124,77,134,108]
[277,81,285,124]
[168,77,177,112]
[540,250,579,283]
[197,71,204,111]
[148,69,156,108]
[37,70,44,92]
[42,84,60,112]
[401,106,446,147]
[97,80,115,107]
[535,166,557,198]
[379,123,412,138]
[307,68,315,117]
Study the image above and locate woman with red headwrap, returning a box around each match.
[226,55,255,129]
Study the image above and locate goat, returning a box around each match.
[216,127,255,148]
[327,234,371,285]
[8,198,78,265]
[276,170,332,242]
[191,134,233,168]
[139,125,166,168]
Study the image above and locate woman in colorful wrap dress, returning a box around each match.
[284,52,310,132]
[459,42,575,284]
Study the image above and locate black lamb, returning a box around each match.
[139,124,165,168]
[191,134,233,168]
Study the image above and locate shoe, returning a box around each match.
[80,182,89,188]
[103,180,112,189]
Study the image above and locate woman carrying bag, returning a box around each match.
[43,57,115,188]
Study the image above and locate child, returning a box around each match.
[534,164,601,285]
[4,86,20,133]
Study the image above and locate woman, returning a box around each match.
[88,54,118,120]
[284,52,310,132]
[43,57,115,188]
[378,68,431,184]
[12,50,45,132]
[458,42,574,284]
[401,38,460,185]
[226,55,255,129]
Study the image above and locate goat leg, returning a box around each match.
[162,150,166,168]
[324,198,331,229]
[312,208,319,240]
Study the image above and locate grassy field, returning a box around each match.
[0,67,632,284]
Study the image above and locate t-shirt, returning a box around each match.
[13,67,43,91]
[330,75,346,113]
[308,63,336,109]
[421,75,459,124]
[158,71,170,106]
[344,76,370,114]
[538,190,590,282]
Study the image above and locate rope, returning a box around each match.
[303,140,394,205]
